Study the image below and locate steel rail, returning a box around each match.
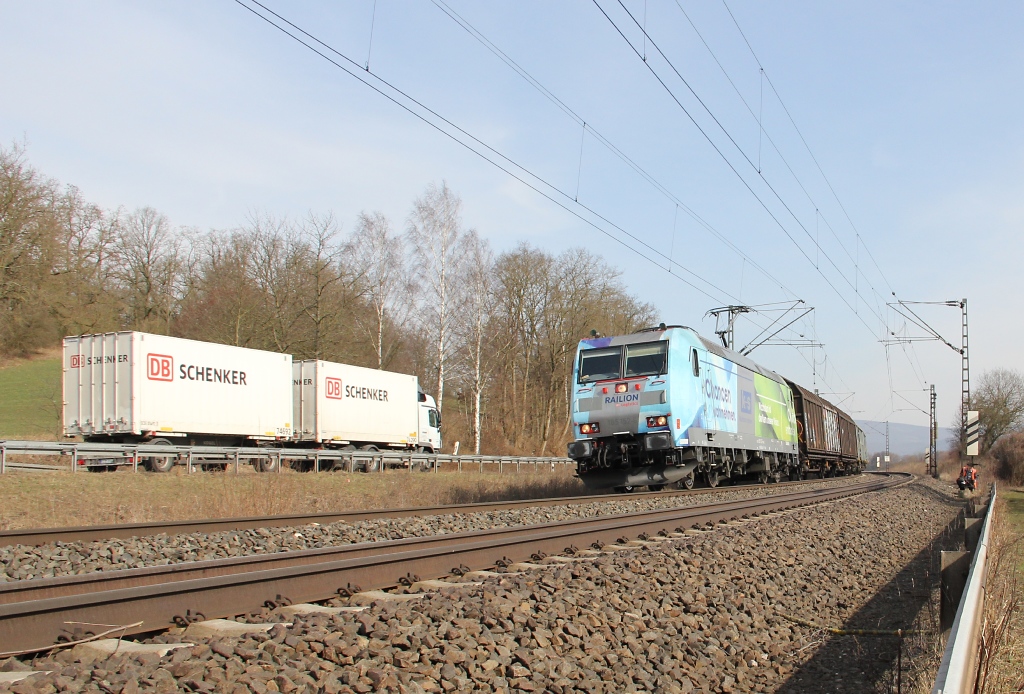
[0,473,908,653]
[0,475,848,548]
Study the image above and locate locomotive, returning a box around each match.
[566,324,867,491]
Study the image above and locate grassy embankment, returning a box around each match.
[976,487,1024,692]
[0,468,585,530]
[0,352,62,440]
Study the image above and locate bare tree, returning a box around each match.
[351,211,410,369]
[112,207,183,333]
[407,182,466,416]
[457,230,495,453]
[952,368,1024,454]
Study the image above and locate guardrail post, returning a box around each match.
[314,453,320,474]
[499,458,503,474]
[480,457,484,473]
[132,447,139,473]
[187,451,193,474]
[940,550,971,634]
[277,451,283,473]
[71,445,78,474]
[234,450,240,475]
[0,443,5,474]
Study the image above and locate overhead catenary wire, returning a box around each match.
[592,0,889,343]
[231,0,735,305]
[235,0,860,403]
[428,0,799,301]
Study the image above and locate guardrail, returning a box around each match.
[932,483,996,694]
[0,439,573,474]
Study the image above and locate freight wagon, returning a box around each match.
[292,360,441,469]
[566,324,865,491]
[784,381,864,477]
[64,332,294,471]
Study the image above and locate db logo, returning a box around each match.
[70,355,83,368]
[325,377,343,399]
[147,354,174,381]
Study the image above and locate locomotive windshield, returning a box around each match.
[625,341,668,377]
[578,347,621,382]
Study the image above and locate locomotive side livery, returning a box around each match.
[567,325,864,490]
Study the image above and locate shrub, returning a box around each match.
[990,433,1024,485]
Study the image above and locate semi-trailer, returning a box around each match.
[64,332,294,471]
[62,333,442,473]
[292,359,442,459]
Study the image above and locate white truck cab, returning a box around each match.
[418,392,442,452]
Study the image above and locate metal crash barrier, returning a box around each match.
[932,483,996,694]
[0,439,572,474]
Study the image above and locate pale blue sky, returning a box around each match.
[2,1,1022,435]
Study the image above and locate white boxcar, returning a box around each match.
[293,360,441,451]
[63,332,293,443]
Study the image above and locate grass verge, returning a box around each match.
[0,467,587,530]
[977,487,1024,693]
[0,354,62,439]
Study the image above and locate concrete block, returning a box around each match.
[73,639,192,661]
[409,579,482,592]
[184,619,289,639]
[275,603,366,617]
[349,590,426,605]
[0,671,53,684]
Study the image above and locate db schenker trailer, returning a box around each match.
[291,360,442,469]
[566,324,862,491]
[63,332,293,471]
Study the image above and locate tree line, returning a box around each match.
[0,145,656,454]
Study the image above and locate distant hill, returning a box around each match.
[856,419,955,458]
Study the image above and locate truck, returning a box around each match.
[291,360,442,469]
[63,332,293,471]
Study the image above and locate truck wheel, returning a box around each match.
[254,456,279,473]
[360,445,380,472]
[144,439,175,473]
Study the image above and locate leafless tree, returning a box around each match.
[112,207,184,333]
[351,211,410,369]
[457,230,495,454]
[407,182,466,416]
[952,368,1024,454]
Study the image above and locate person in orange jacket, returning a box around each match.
[957,464,971,490]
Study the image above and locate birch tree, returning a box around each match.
[407,182,465,416]
[458,230,495,453]
[351,211,409,369]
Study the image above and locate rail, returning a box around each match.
[932,483,996,694]
[0,439,572,474]
[0,474,847,547]
[0,473,909,654]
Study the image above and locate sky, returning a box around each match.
[2,1,1022,438]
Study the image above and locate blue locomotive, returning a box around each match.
[567,324,864,491]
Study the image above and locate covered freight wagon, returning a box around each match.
[64,332,293,470]
[292,360,441,454]
[784,380,862,476]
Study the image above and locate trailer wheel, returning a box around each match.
[254,456,279,473]
[144,439,175,473]
[360,445,380,472]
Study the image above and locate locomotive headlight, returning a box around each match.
[580,422,600,435]
[646,415,670,428]
[615,383,628,393]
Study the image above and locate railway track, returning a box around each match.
[0,473,909,655]
[0,475,851,548]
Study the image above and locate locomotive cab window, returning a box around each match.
[579,347,622,383]
[624,341,668,378]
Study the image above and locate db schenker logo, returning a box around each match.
[147,354,174,381]
[325,377,343,399]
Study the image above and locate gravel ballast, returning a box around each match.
[1,477,863,582]
[0,477,965,693]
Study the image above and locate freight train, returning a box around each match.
[567,324,867,491]
[63,332,442,471]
